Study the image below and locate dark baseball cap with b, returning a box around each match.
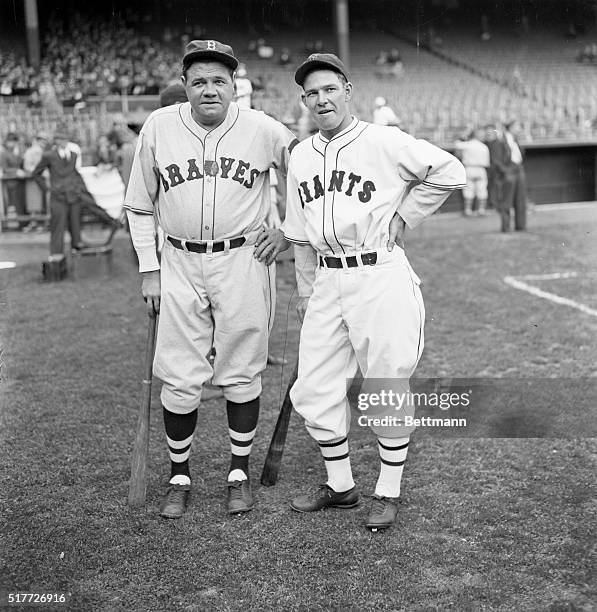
[294,53,349,86]
[182,39,239,72]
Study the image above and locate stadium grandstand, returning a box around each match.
[1,0,597,209]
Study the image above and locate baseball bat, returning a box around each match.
[128,312,157,507]
[260,359,299,486]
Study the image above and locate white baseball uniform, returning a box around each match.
[282,118,466,440]
[125,101,297,413]
[454,138,490,200]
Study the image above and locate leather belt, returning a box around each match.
[319,252,378,268]
[167,236,246,253]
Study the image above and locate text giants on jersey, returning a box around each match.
[298,170,376,208]
[158,157,261,192]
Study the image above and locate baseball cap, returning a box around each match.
[182,39,239,72]
[294,53,349,86]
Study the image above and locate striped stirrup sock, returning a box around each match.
[163,406,198,482]
[319,437,355,493]
[227,398,259,477]
[375,436,409,498]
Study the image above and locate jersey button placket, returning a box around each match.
[324,146,342,255]
[204,140,216,238]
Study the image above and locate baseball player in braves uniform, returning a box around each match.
[281,54,466,530]
[125,40,296,519]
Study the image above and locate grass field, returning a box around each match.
[1,205,596,611]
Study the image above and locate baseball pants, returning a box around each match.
[291,247,425,441]
[155,238,275,414]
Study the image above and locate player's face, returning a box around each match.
[302,70,353,139]
[183,62,234,129]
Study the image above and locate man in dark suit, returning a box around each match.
[484,122,526,232]
[500,119,527,231]
[32,131,119,256]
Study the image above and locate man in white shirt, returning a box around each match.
[372,97,401,127]
[234,65,253,108]
[454,129,491,216]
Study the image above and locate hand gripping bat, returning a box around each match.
[261,359,299,486]
[128,311,157,507]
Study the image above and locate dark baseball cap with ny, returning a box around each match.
[182,39,239,72]
[294,53,349,86]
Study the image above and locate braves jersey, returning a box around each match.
[282,118,466,255]
[124,101,296,241]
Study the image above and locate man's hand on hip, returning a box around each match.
[387,212,406,251]
[141,270,160,316]
[254,228,290,266]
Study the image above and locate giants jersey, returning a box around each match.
[282,118,466,255]
[124,101,296,240]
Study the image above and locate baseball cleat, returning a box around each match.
[365,494,399,531]
[159,483,191,519]
[227,479,254,514]
[290,484,360,513]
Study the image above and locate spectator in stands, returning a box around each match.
[499,119,527,231]
[577,43,597,64]
[0,133,26,229]
[234,64,253,109]
[510,65,526,96]
[95,135,115,168]
[27,90,42,109]
[454,128,491,216]
[375,49,404,79]
[279,47,292,66]
[257,39,274,59]
[22,133,50,233]
[372,97,401,127]
[386,48,404,77]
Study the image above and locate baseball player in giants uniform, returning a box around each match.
[125,40,296,519]
[280,54,466,530]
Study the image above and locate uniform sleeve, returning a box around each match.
[395,135,466,229]
[126,209,160,272]
[270,118,299,179]
[280,160,310,245]
[123,129,160,215]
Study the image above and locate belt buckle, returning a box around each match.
[205,241,213,254]
[319,255,328,268]
[361,252,376,266]
[180,239,189,252]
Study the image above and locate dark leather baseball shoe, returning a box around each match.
[290,484,360,513]
[365,494,399,530]
[159,483,190,519]
[227,479,254,514]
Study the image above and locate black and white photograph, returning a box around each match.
[1,0,596,609]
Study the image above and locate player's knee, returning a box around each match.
[221,379,262,403]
